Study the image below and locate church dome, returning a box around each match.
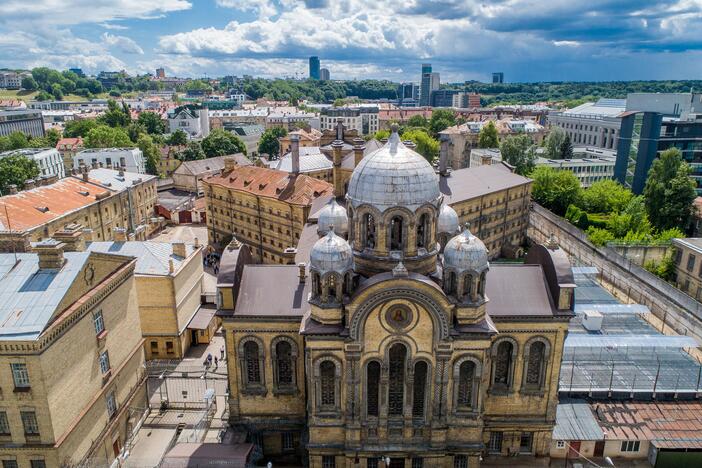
[346,126,441,212]
[317,198,349,236]
[437,204,460,234]
[444,226,489,273]
[310,228,353,275]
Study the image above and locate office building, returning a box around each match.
[156,67,165,78]
[397,82,419,107]
[537,155,616,187]
[0,147,65,180]
[420,64,440,107]
[320,106,379,136]
[430,89,459,107]
[0,71,29,89]
[548,99,625,150]
[493,72,504,83]
[74,148,145,174]
[309,56,321,80]
[320,68,330,81]
[453,92,482,108]
[0,110,45,138]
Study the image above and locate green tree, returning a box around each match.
[478,121,499,148]
[544,126,566,159]
[127,122,147,144]
[0,155,40,193]
[579,179,633,213]
[401,129,439,163]
[177,141,206,161]
[44,128,61,147]
[643,148,697,231]
[201,128,247,157]
[406,115,428,129]
[50,83,64,100]
[258,127,288,159]
[36,91,53,101]
[586,226,616,246]
[99,99,131,128]
[500,134,536,175]
[84,125,132,148]
[21,76,38,91]
[137,111,166,135]
[137,134,160,175]
[530,166,582,215]
[374,129,391,141]
[559,134,573,159]
[0,132,30,151]
[429,109,456,136]
[63,119,98,138]
[167,129,188,146]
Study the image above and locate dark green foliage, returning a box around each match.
[201,129,247,158]
[478,121,499,148]
[643,148,697,231]
[137,111,166,135]
[167,129,188,146]
[0,155,40,193]
[177,141,206,161]
[258,127,288,159]
[63,119,98,138]
[559,134,573,159]
[500,134,536,175]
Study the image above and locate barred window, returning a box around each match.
[526,341,546,386]
[31,461,46,468]
[493,341,513,386]
[489,431,503,453]
[388,343,406,416]
[367,458,378,468]
[282,432,294,451]
[457,361,475,408]
[412,361,428,418]
[320,361,336,406]
[2,461,18,468]
[454,455,468,468]
[106,391,117,418]
[322,455,336,468]
[244,341,262,384]
[412,458,424,468]
[366,361,380,417]
[276,341,293,385]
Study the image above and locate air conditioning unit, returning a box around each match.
[582,310,603,332]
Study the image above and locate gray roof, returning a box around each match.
[88,168,156,190]
[440,163,531,204]
[235,265,310,317]
[553,403,604,441]
[176,154,250,176]
[86,241,199,276]
[157,189,195,211]
[274,147,333,173]
[0,251,91,341]
[485,265,557,317]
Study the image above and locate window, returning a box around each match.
[93,310,104,335]
[362,213,376,249]
[412,458,424,468]
[492,341,514,389]
[454,455,468,468]
[21,411,39,435]
[282,432,294,451]
[688,254,696,272]
[99,351,111,375]
[322,455,336,468]
[520,432,533,453]
[367,458,378,468]
[488,431,503,453]
[11,363,30,388]
[412,361,428,418]
[388,343,407,416]
[244,341,262,384]
[166,341,175,354]
[2,461,18,468]
[525,341,547,389]
[389,216,404,250]
[273,339,296,390]
[31,461,46,468]
[0,411,9,435]
[620,440,640,452]
[366,361,380,417]
[416,213,430,249]
[320,361,336,407]
[106,391,117,418]
[556,440,566,449]
[457,361,476,409]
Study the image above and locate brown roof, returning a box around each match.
[205,165,333,206]
[0,177,113,232]
[56,137,83,150]
[593,401,702,448]
[234,265,310,318]
[162,442,253,466]
[485,265,558,317]
[440,163,531,204]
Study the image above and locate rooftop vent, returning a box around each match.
[35,206,50,213]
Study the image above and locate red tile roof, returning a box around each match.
[204,165,333,206]
[56,137,83,150]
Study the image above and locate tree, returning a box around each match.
[137,134,160,175]
[63,119,98,138]
[544,126,566,159]
[579,179,633,213]
[50,83,64,100]
[478,121,499,148]
[530,166,582,215]
[643,148,697,231]
[374,129,390,141]
[406,115,428,129]
[401,129,439,163]
[258,127,288,159]
[167,129,188,146]
[127,122,147,144]
[21,76,38,91]
[500,134,536,176]
[429,109,456,136]
[137,111,166,135]
[84,125,132,148]
[201,128,247,157]
[0,132,30,151]
[177,141,206,161]
[99,99,131,128]
[0,155,40,193]
[559,134,573,159]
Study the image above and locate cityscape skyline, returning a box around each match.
[1,1,702,82]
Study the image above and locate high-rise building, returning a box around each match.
[309,56,320,80]
[320,68,330,81]
[156,67,165,78]
[397,82,419,107]
[492,72,504,83]
[420,64,440,107]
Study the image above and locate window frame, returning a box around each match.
[99,350,111,375]
[106,391,117,418]
[620,440,640,452]
[0,411,10,436]
[93,310,105,335]
[11,363,30,389]
[21,410,39,436]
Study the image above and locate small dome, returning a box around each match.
[444,226,489,273]
[310,228,353,275]
[437,204,460,234]
[317,199,348,236]
[346,126,441,212]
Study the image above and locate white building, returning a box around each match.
[548,99,625,150]
[320,106,379,135]
[168,106,210,138]
[74,148,145,174]
[536,154,616,187]
[0,148,65,179]
[0,72,28,89]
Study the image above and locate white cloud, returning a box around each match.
[100,23,130,30]
[102,32,145,55]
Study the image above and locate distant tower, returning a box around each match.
[320,68,330,81]
[309,57,321,80]
[492,72,504,83]
[156,68,165,78]
[420,64,439,107]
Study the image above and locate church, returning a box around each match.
[217,126,575,467]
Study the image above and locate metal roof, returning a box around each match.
[86,241,198,276]
[274,147,333,173]
[235,265,310,317]
[88,168,155,190]
[565,335,698,348]
[485,265,558,317]
[553,403,604,441]
[574,303,650,315]
[439,164,531,205]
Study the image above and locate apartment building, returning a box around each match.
[0,240,146,466]
[73,148,145,174]
[319,106,379,135]
[168,106,210,139]
[0,148,65,180]
[0,72,28,89]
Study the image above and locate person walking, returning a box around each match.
[220,345,225,361]
[214,356,218,368]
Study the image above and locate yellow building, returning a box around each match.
[203,158,334,264]
[0,239,146,467]
[219,129,573,467]
[279,128,322,154]
[157,145,183,178]
[672,238,702,301]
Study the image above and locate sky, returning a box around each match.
[1,0,702,83]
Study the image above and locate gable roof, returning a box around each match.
[86,241,199,276]
[234,265,310,317]
[440,163,532,204]
[485,264,559,317]
[175,155,250,176]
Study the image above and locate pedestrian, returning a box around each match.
[207,353,212,365]
[214,263,219,275]
[220,345,225,360]
[214,356,218,367]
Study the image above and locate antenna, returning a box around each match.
[3,204,17,265]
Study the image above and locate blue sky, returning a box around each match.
[1,0,702,83]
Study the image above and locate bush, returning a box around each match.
[565,204,589,229]
[586,226,615,247]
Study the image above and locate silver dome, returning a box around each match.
[437,204,460,234]
[317,198,349,236]
[310,228,353,275]
[346,127,441,212]
[444,226,489,274]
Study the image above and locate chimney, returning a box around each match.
[8,185,17,195]
[439,134,450,175]
[194,237,200,247]
[52,223,85,252]
[290,133,300,175]
[118,167,124,177]
[298,262,306,284]
[113,227,128,242]
[282,247,297,265]
[224,156,237,172]
[81,166,89,182]
[98,162,104,168]
[332,140,344,198]
[82,228,94,242]
[34,240,66,270]
[91,161,98,170]
[172,242,187,258]
[24,179,35,190]
[168,259,175,274]
[44,174,58,185]
[353,138,365,167]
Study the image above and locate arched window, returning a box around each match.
[416,214,430,249]
[412,361,428,418]
[523,339,550,392]
[272,338,297,393]
[492,341,514,390]
[388,343,406,416]
[446,271,457,294]
[390,216,404,250]
[363,213,376,249]
[312,272,321,297]
[240,339,265,393]
[463,274,473,298]
[327,274,337,300]
[479,271,487,296]
[320,361,336,407]
[457,361,475,408]
[366,361,380,417]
